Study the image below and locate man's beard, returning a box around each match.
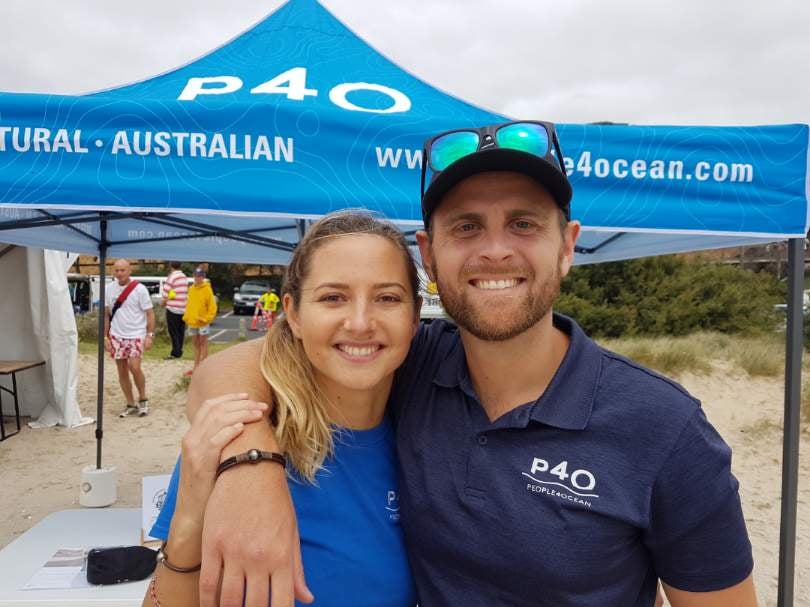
[433,255,562,342]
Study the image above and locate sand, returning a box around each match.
[0,353,808,606]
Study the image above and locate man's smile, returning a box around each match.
[469,278,525,290]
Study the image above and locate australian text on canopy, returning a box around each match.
[0,126,294,162]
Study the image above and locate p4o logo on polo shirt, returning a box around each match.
[522,457,599,508]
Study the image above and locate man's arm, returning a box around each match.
[188,340,312,607]
[663,574,757,607]
[144,308,155,350]
[647,407,755,606]
[141,394,268,607]
[159,276,170,307]
[103,307,112,353]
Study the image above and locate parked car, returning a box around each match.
[67,274,92,314]
[82,275,163,311]
[418,267,446,322]
[232,280,272,315]
[773,290,810,317]
[134,277,164,307]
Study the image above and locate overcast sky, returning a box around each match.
[1,0,808,126]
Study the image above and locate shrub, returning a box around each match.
[75,311,101,342]
[558,256,782,338]
[75,307,169,343]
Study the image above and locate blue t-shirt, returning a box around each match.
[390,315,753,606]
[151,416,416,607]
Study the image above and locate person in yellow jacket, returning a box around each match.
[256,287,280,328]
[182,267,217,375]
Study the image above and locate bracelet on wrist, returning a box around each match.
[156,541,201,573]
[149,573,162,607]
[215,449,286,480]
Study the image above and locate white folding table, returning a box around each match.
[0,508,149,606]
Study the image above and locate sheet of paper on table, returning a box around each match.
[22,548,92,590]
[142,474,171,547]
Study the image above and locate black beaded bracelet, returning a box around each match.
[215,449,287,480]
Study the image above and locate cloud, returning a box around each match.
[1,0,807,125]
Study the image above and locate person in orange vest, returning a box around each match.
[182,267,217,376]
[251,287,280,331]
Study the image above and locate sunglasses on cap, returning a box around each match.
[420,120,572,224]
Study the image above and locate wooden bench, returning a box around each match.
[0,360,45,441]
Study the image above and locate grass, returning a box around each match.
[175,374,192,393]
[599,335,712,376]
[740,418,783,440]
[730,338,785,377]
[78,336,240,360]
[600,331,788,379]
[77,322,810,421]
[602,331,810,429]
[75,307,244,361]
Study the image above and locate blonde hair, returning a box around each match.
[260,211,419,482]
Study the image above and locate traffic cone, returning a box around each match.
[250,313,258,331]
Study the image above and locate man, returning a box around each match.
[252,286,280,330]
[160,261,188,359]
[104,258,155,417]
[258,287,280,327]
[190,121,756,606]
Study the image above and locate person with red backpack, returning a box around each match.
[103,259,155,417]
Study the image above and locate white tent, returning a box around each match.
[0,244,89,429]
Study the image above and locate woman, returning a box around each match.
[143,211,420,607]
[182,267,217,376]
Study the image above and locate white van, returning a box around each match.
[417,267,445,320]
[86,275,165,310]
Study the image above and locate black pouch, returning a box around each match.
[86,545,157,585]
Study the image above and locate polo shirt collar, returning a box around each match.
[432,313,601,431]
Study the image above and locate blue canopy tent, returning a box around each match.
[0,0,807,602]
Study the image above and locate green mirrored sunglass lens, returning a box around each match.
[431,131,480,171]
[495,123,549,156]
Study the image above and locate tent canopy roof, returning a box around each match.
[0,0,806,264]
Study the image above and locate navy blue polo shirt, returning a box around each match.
[391,315,753,606]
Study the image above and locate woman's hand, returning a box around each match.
[175,393,269,525]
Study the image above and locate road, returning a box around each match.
[206,310,269,343]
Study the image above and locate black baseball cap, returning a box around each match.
[420,121,573,227]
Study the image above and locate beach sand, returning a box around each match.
[0,352,808,606]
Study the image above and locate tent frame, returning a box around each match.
[0,210,299,253]
[778,237,804,606]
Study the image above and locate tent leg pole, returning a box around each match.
[95,217,108,470]
[777,236,804,607]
